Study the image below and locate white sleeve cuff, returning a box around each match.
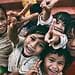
[52,34,68,49]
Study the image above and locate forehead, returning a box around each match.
[46,53,65,61]
[28,34,44,39]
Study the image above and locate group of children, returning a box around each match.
[0,0,75,75]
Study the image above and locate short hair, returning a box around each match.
[40,47,72,71]
[0,5,7,18]
[53,12,72,33]
[27,25,49,35]
[30,3,42,14]
[68,18,75,33]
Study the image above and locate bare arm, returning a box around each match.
[8,12,38,45]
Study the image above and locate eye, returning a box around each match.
[58,61,64,66]
[49,58,55,62]
[39,43,45,48]
[30,36,36,41]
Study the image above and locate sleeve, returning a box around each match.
[19,56,39,74]
[8,51,16,72]
[52,34,68,49]
[8,48,21,72]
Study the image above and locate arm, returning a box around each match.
[8,12,38,45]
[25,59,42,75]
[40,0,59,18]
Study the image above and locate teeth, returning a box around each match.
[26,45,35,53]
[48,68,57,74]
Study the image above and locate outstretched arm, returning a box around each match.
[8,12,39,45]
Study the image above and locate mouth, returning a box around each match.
[69,46,75,50]
[48,68,58,75]
[25,45,35,54]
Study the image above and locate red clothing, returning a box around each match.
[66,61,75,75]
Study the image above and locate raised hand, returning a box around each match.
[25,59,42,75]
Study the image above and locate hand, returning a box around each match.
[40,0,59,11]
[45,19,61,46]
[25,59,42,75]
[45,31,59,46]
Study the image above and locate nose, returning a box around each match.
[70,39,75,47]
[30,40,38,48]
[51,62,58,72]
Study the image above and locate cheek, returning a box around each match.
[67,40,71,47]
[58,65,64,72]
[35,46,43,54]
[25,37,32,44]
[44,59,51,68]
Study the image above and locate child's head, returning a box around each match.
[24,25,49,57]
[67,19,75,57]
[53,12,72,34]
[40,47,72,75]
[0,5,7,36]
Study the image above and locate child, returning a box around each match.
[66,19,75,60]
[40,48,72,75]
[25,47,72,75]
[0,4,39,75]
[0,5,13,75]
[8,25,49,75]
[45,12,72,49]
[65,18,75,75]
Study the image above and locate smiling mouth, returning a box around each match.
[69,46,75,50]
[48,68,58,75]
[25,45,35,54]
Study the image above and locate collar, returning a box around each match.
[37,14,53,26]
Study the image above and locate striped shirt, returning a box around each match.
[0,33,13,67]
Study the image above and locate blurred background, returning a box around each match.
[0,0,75,17]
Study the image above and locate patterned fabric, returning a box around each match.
[0,34,13,67]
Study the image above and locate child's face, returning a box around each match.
[54,19,65,33]
[24,33,46,56]
[44,53,65,75]
[67,28,75,57]
[0,9,7,35]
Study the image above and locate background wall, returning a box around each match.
[0,0,75,17]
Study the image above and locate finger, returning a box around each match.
[48,36,56,44]
[53,29,63,36]
[49,18,56,31]
[32,59,40,68]
[36,60,42,68]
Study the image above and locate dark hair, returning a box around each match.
[40,47,72,73]
[53,12,72,34]
[30,3,42,14]
[66,18,75,40]
[27,25,49,56]
[0,5,7,18]
[27,25,49,35]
